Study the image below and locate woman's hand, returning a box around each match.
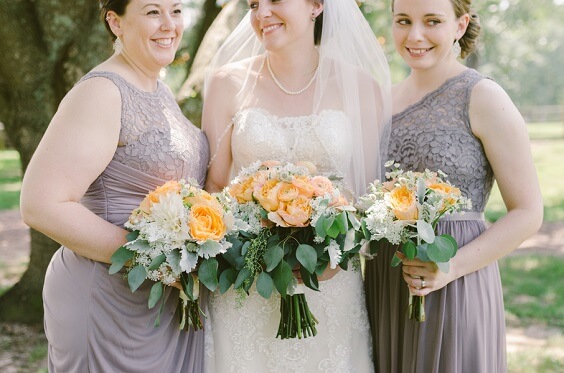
[399,252,457,296]
[292,264,342,283]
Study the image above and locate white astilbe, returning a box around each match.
[232,201,263,235]
[327,240,342,269]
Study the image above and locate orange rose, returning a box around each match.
[189,204,226,241]
[291,176,314,198]
[428,183,461,211]
[270,195,312,227]
[139,180,182,213]
[277,182,300,202]
[310,176,334,197]
[388,185,418,220]
[230,177,256,203]
[253,179,283,212]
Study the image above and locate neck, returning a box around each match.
[266,47,319,95]
[117,53,159,91]
[408,59,466,93]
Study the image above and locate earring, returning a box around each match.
[452,39,461,57]
[311,12,316,22]
[113,37,123,55]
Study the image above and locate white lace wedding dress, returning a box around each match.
[204,108,374,372]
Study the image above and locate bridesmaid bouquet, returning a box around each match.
[357,161,472,322]
[219,160,363,339]
[109,179,239,331]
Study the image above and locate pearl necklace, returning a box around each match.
[266,53,319,95]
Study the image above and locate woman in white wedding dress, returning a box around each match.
[202,1,390,371]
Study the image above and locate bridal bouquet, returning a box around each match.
[219,160,362,339]
[109,179,238,331]
[357,161,472,322]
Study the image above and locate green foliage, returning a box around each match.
[0,150,21,210]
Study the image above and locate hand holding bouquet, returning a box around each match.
[358,161,472,321]
[109,179,237,331]
[220,161,362,339]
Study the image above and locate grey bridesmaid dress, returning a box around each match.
[42,71,209,372]
[365,69,507,372]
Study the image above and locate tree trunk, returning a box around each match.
[0,0,111,324]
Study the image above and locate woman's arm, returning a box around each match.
[20,77,128,263]
[202,70,238,193]
[402,79,543,294]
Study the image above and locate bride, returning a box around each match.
[202,0,390,371]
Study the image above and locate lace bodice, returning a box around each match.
[388,69,494,212]
[78,71,209,186]
[231,108,352,178]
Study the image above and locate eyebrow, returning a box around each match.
[394,12,447,17]
[141,2,182,8]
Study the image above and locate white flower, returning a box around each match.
[327,240,342,269]
[149,193,191,242]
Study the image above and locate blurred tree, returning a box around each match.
[0,0,111,323]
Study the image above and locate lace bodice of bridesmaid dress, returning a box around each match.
[231,108,353,178]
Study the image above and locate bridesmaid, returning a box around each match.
[20,1,208,371]
[364,0,543,372]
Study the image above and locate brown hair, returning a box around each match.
[99,0,131,40]
[391,0,481,59]
[313,0,324,46]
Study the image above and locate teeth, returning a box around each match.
[409,48,429,54]
[154,38,172,46]
[262,24,281,34]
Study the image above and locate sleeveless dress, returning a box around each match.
[42,71,210,372]
[204,108,374,372]
[364,69,507,372]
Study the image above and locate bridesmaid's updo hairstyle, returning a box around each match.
[313,0,324,46]
[450,0,481,59]
[99,0,131,40]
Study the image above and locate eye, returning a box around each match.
[395,18,410,26]
[147,10,160,16]
[248,1,258,10]
[427,19,441,26]
[173,8,182,15]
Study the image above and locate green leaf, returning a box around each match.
[336,212,349,234]
[148,282,163,309]
[416,243,430,261]
[296,244,317,273]
[315,261,328,276]
[125,231,139,241]
[427,236,456,263]
[148,254,166,271]
[109,246,134,274]
[324,216,341,238]
[256,272,274,298]
[300,267,319,291]
[127,265,147,292]
[264,245,284,272]
[391,253,402,267]
[361,219,371,240]
[128,239,152,253]
[272,261,293,296]
[219,268,237,294]
[182,272,194,299]
[322,216,335,234]
[241,241,251,256]
[347,211,361,231]
[222,239,245,270]
[234,267,252,289]
[315,215,328,238]
[198,258,219,291]
[436,261,451,273]
[441,234,459,256]
[417,220,435,243]
[403,240,417,260]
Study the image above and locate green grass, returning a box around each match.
[500,255,564,328]
[0,150,21,210]
[485,122,564,223]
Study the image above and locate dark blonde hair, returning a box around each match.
[313,0,324,45]
[99,0,131,40]
[391,0,481,59]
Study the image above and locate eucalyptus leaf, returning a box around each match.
[222,239,245,270]
[256,272,274,298]
[427,236,456,263]
[417,220,436,244]
[322,216,335,236]
[300,267,319,291]
[391,253,402,267]
[315,215,328,238]
[127,265,147,292]
[264,245,284,272]
[296,244,317,273]
[436,261,451,273]
[403,240,417,260]
[272,261,293,296]
[442,234,459,255]
[148,254,166,271]
[315,261,328,276]
[241,241,251,256]
[234,267,252,289]
[219,268,238,294]
[347,211,361,231]
[148,282,163,309]
[336,212,349,234]
[416,243,430,261]
[109,246,134,274]
[198,258,219,291]
[182,272,194,299]
[125,231,139,241]
[361,219,371,240]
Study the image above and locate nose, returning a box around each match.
[161,12,177,31]
[255,2,272,21]
[407,23,424,43]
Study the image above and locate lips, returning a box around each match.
[406,47,433,55]
[262,24,282,35]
